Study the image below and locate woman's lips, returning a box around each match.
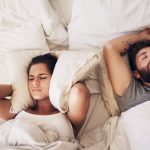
[32,89,41,92]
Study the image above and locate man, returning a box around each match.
[103,29,150,112]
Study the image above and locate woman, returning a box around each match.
[0,53,90,142]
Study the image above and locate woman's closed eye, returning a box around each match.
[28,76,47,81]
[28,76,34,81]
[39,76,47,80]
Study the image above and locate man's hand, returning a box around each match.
[139,28,150,40]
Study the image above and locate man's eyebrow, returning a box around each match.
[139,51,146,57]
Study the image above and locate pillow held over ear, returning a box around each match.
[49,49,101,113]
[6,50,48,114]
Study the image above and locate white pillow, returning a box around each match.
[0,0,68,47]
[49,49,101,113]
[0,21,48,52]
[0,0,40,31]
[39,0,68,46]
[50,0,73,26]
[6,50,49,114]
[0,20,49,113]
[0,21,49,85]
[68,0,150,49]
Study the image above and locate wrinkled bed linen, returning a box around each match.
[85,101,150,150]
[0,0,68,47]
[0,119,58,146]
[0,118,78,150]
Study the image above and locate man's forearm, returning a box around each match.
[0,85,12,98]
[105,32,144,55]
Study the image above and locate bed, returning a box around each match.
[0,0,150,149]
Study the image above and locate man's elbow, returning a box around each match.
[103,42,114,53]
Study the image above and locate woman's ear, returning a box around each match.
[133,71,141,79]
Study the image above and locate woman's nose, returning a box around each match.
[32,79,40,87]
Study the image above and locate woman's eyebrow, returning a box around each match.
[29,73,48,75]
[39,73,49,76]
[29,75,34,77]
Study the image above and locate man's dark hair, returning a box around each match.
[127,40,150,71]
[27,53,57,75]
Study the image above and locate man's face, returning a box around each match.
[135,47,150,83]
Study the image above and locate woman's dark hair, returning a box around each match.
[127,40,150,71]
[27,53,57,75]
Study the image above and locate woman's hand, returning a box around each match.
[0,85,12,98]
[139,28,150,40]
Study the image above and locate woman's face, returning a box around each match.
[28,63,51,101]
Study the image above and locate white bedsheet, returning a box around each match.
[0,142,78,150]
[0,119,78,150]
[84,101,150,150]
[2,0,149,149]
[111,101,150,150]
[0,119,58,145]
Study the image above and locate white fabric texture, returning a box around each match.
[0,0,70,113]
[1,0,150,150]
[0,0,112,149]
[98,56,120,116]
[0,21,49,114]
[76,102,150,150]
[49,49,101,113]
[0,119,58,146]
[111,101,150,150]
[0,0,68,47]
[16,111,74,141]
[0,18,50,114]
[0,112,76,149]
[3,101,150,150]
[0,21,49,84]
[77,93,110,148]
[0,21,48,52]
[68,0,150,49]
[0,141,79,150]
[50,0,73,26]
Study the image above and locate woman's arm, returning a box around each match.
[0,84,15,120]
[0,84,12,98]
[67,82,90,135]
[103,29,150,96]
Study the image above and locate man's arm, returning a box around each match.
[103,29,150,96]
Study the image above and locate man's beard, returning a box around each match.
[139,70,150,83]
